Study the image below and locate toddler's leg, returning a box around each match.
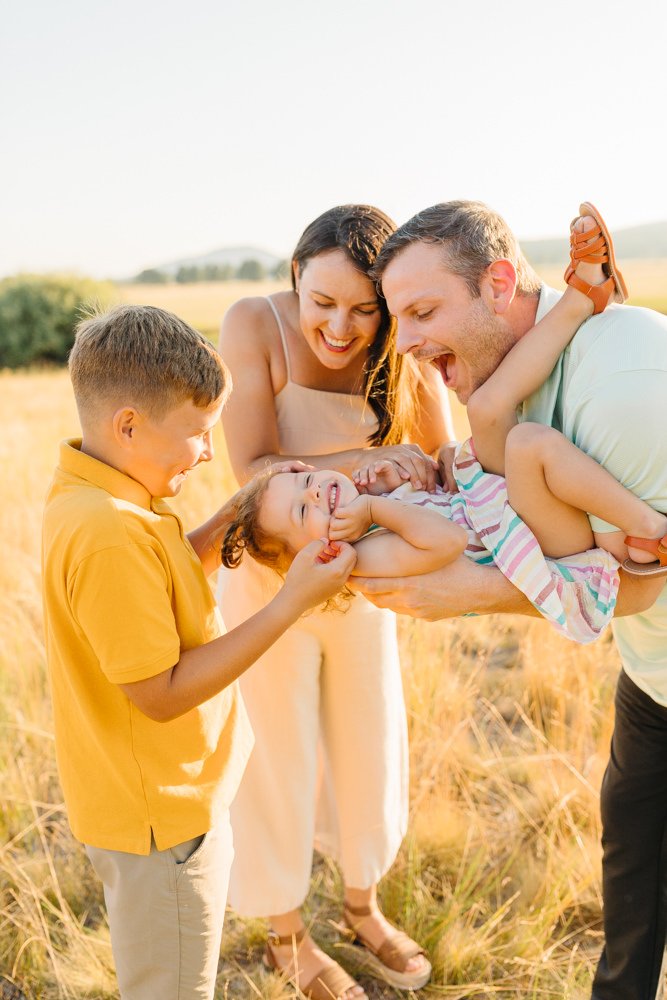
[469,212,618,477]
[505,423,667,561]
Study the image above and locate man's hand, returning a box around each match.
[349,557,537,620]
[329,495,373,542]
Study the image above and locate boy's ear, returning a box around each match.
[112,407,140,448]
[480,259,517,315]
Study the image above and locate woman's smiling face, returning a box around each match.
[295,250,382,371]
[258,468,359,552]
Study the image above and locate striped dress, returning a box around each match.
[384,438,620,644]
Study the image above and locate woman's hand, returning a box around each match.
[329,495,373,542]
[352,444,439,493]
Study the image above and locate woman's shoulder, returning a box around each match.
[219,292,291,353]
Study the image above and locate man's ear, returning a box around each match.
[480,259,517,315]
[112,407,140,449]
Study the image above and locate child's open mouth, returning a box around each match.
[328,482,339,513]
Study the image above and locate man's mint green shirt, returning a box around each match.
[521,286,667,705]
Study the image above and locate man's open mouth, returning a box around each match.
[433,352,456,387]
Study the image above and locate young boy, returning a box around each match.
[41,304,356,1000]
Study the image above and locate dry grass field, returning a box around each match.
[1,263,664,997]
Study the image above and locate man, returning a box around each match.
[354,200,667,1000]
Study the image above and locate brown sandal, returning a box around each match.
[563,201,628,314]
[622,534,667,577]
[341,902,432,990]
[264,927,365,1000]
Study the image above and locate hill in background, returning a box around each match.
[128,220,667,283]
[131,245,285,283]
[153,245,283,276]
[522,220,667,266]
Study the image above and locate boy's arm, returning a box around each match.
[468,293,588,475]
[119,540,356,722]
[346,496,468,577]
[187,503,234,577]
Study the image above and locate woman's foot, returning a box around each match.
[342,900,431,989]
[265,927,366,1000]
[563,203,628,314]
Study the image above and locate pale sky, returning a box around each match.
[3,0,666,279]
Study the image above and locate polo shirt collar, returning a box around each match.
[59,439,154,510]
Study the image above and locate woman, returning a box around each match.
[217,205,453,1000]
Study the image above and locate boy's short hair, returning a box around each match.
[69,304,230,422]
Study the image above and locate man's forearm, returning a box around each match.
[614,569,664,617]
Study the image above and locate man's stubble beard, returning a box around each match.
[459,300,518,403]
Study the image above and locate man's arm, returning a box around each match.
[350,557,660,622]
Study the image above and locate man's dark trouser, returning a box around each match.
[592,669,667,999]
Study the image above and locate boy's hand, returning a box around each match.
[268,459,315,475]
[283,539,357,610]
[329,494,373,542]
[352,459,404,495]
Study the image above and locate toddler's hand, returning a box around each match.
[329,495,373,542]
[437,441,459,494]
[352,459,405,495]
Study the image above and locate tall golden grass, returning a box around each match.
[0,356,627,999]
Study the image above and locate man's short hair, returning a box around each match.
[69,304,230,423]
[372,200,541,297]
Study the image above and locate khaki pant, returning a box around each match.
[86,814,233,1000]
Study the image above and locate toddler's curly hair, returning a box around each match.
[217,468,293,575]
[216,468,353,614]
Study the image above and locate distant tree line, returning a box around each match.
[134,258,288,284]
[0,275,113,369]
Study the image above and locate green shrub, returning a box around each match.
[0,275,114,369]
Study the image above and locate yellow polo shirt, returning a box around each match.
[42,440,253,853]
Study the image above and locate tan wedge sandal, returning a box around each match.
[341,901,432,990]
[264,927,365,1000]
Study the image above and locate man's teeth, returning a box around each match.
[323,333,349,348]
[329,484,338,512]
